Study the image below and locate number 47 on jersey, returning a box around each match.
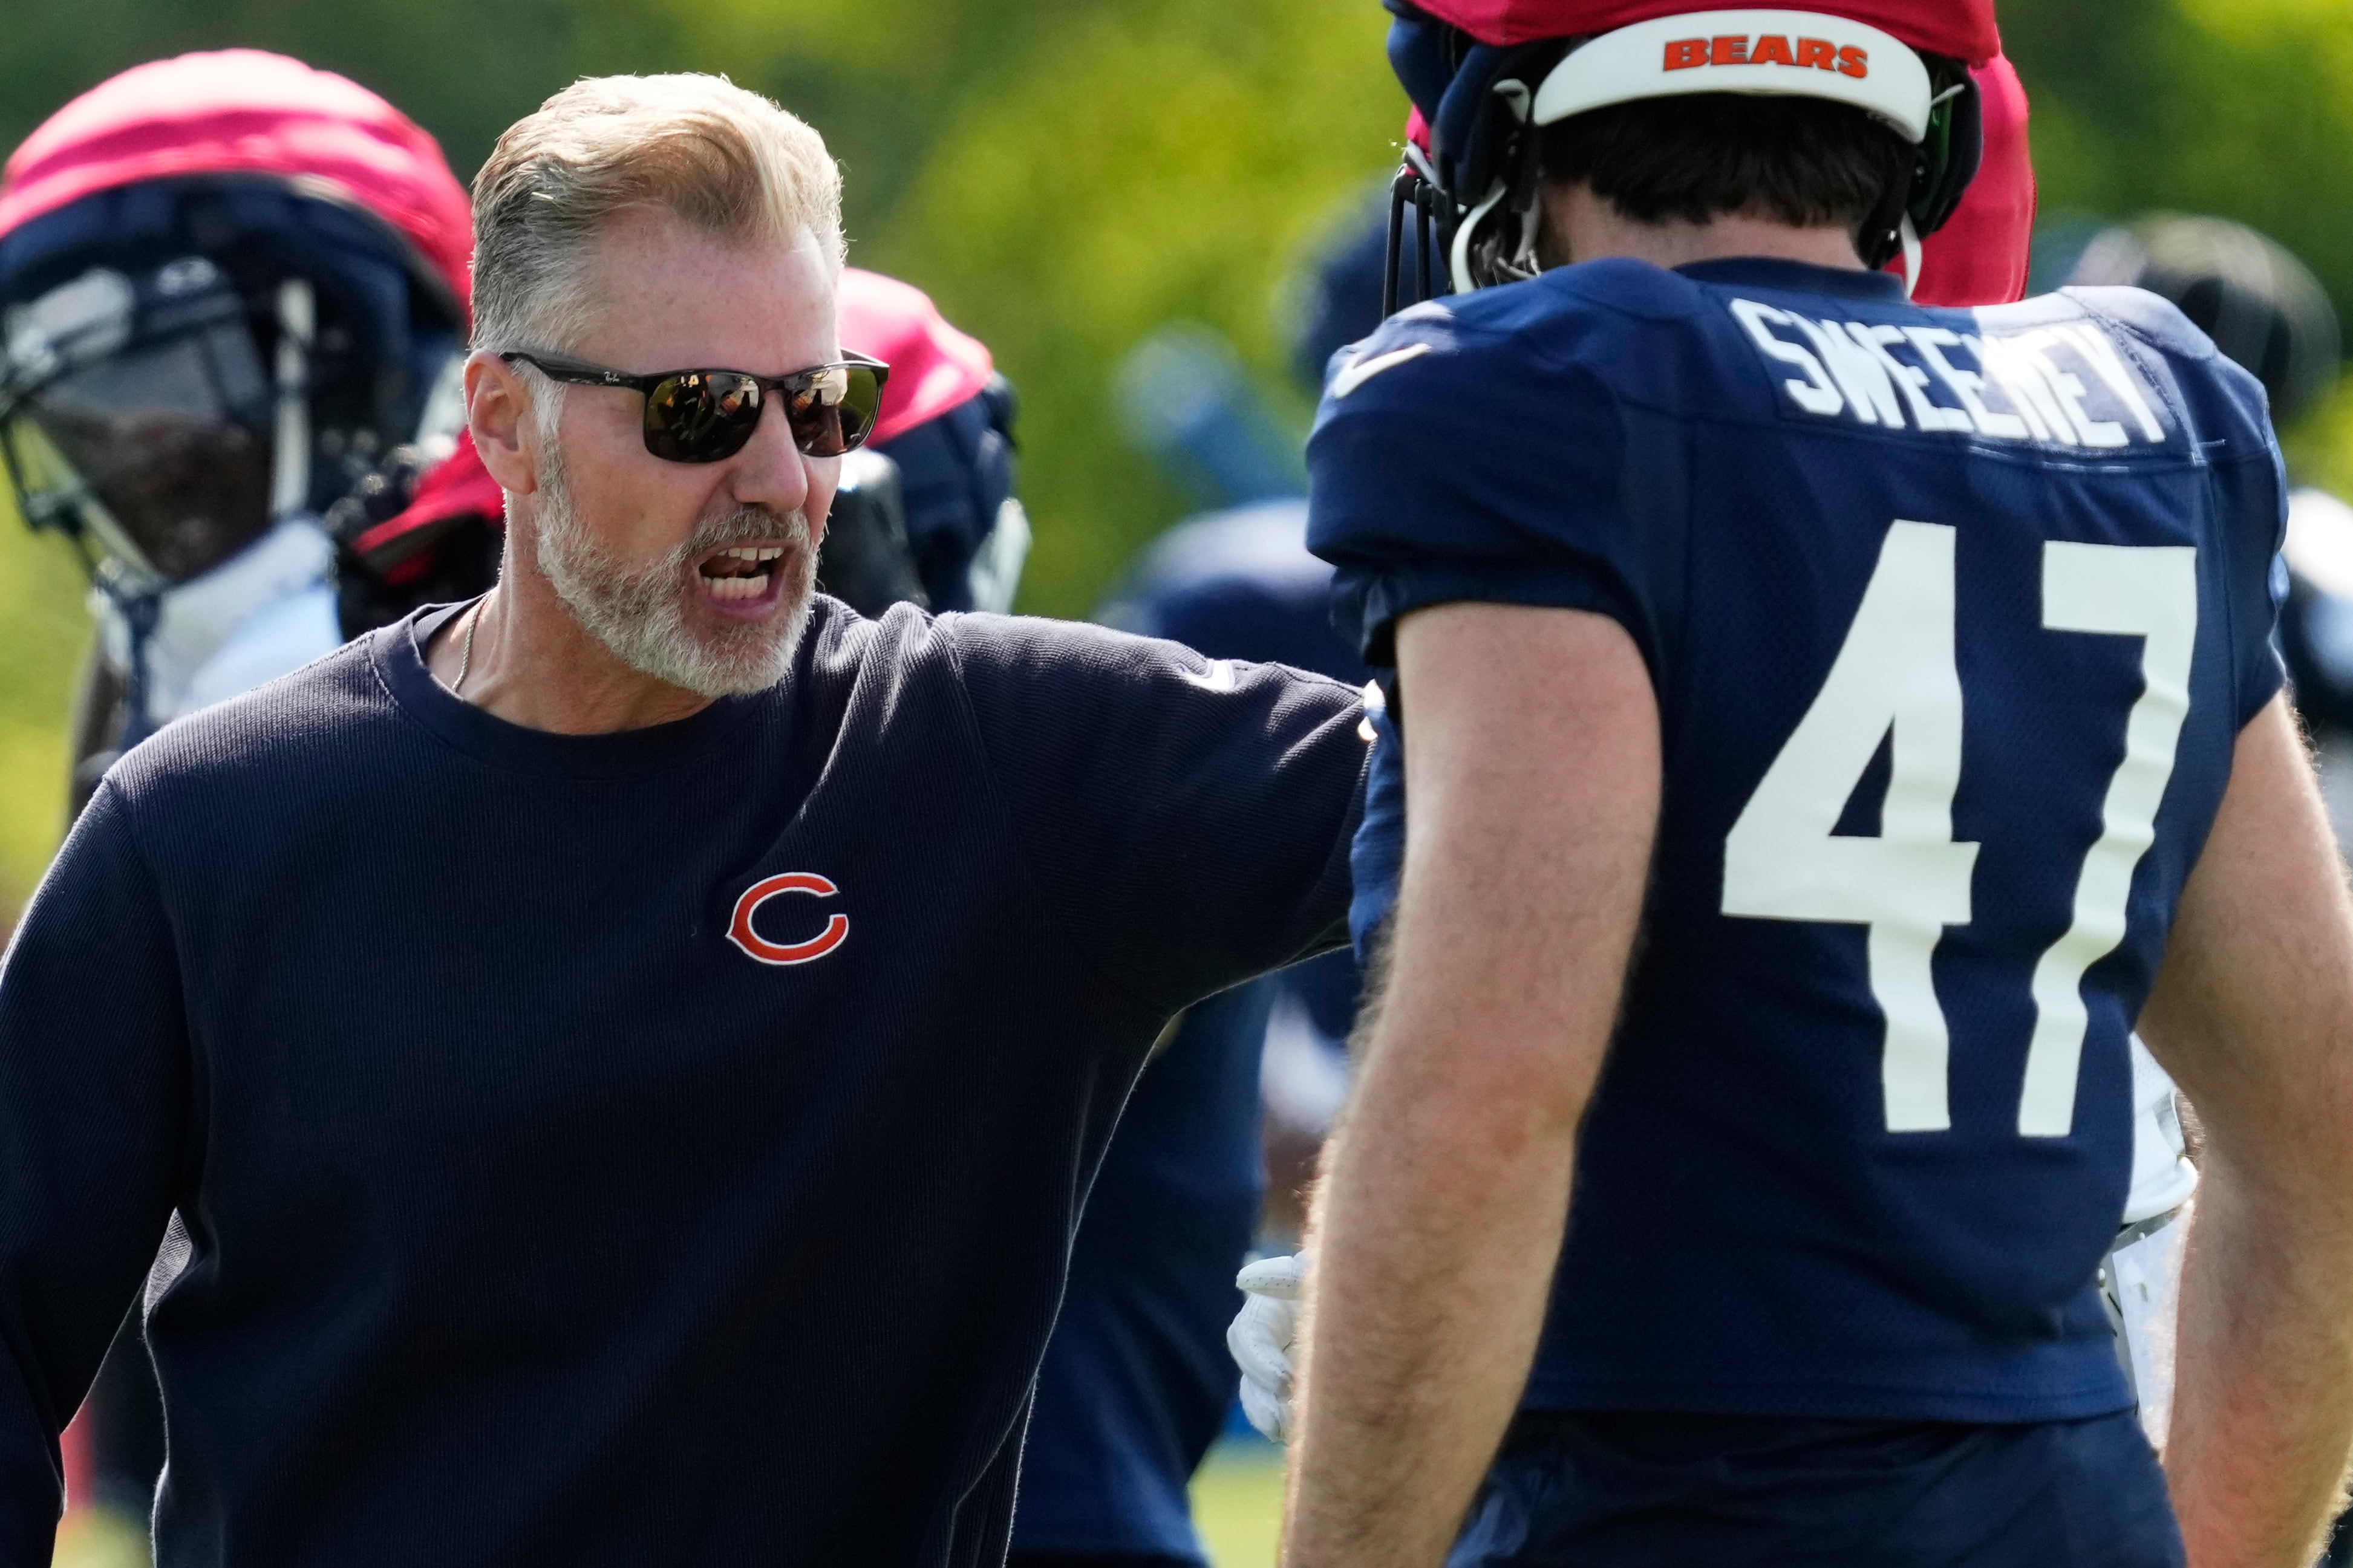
[1722,520,2197,1137]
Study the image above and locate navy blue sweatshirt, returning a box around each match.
[0,597,1364,1567]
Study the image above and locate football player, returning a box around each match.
[0,50,480,816]
[1236,44,2215,1465]
[0,48,479,1525]
[1233,36,2207,1462]
[1283,2,2353,1566]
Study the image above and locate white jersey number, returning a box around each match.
[1722,521,2197,1136]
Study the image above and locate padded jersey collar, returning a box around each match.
[374,599,767,780]
[1674,257,1910,301]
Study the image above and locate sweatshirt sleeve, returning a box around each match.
[0,781,188,1540]
[948,614,1368,1018]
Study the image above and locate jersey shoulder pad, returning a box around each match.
[1317,284,1614,431]
[2056,284,2219,363]
[2067,284,2277,456]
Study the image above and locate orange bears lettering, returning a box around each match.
[1662,35,1867,77]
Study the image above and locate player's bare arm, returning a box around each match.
[2138,698,2353,1568]
[1282,601,1658,1567]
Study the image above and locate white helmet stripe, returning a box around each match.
[1533,10,1934,143]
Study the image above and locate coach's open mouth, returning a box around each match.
[697,543,787,603]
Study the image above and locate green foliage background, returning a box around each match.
[1,0,2350,917]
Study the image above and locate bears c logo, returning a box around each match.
[726,873,850,966]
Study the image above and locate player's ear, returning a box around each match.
[467,351,540,498]
[1533,178,1586,272]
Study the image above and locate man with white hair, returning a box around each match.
[0,75,1366,1566]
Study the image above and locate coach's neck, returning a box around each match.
[1541,181,1868,275]
[436,544,719,737]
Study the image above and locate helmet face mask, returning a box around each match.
[3,257,276,584]
[0,177,469,587]
[0,48,481,750]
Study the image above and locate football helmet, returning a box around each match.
[1379,0,2003,305]
[0,50,471,746]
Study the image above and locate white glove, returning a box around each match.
[1229,1251,1309,1442]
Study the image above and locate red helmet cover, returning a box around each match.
[0,49,474,316]
[837,268,995,449]
[1410,0,1999,64]
[1903,55,2033,305]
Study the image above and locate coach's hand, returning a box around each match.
[1229,1251,1309,1442]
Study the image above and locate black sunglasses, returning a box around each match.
[500,350,890,463]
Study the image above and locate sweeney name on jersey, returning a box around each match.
[1733,296,2169,449]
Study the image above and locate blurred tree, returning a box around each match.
[869,0,1400,610]
[2006,0,2353,340]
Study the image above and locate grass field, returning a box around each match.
[1192,1438,1287,1566]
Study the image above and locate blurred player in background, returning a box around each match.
[1286,0,2353,1563]
[0,49,482,1534]
[995,210,1385,1568]
[0,51,483,815]
[829,268,1027,617]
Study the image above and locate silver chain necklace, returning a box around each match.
[453,602,482,698]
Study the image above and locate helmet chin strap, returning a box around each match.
[1449,79,1541,297]
[1451,179,1513,296]
[1899,215,1924,299]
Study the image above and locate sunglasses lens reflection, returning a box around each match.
[643,372,758,463]
[640,365,882,464]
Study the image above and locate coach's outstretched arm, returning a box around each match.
[0,782,185,1550]
[2139,695,2353,1568]
[1281,602,1659,1568]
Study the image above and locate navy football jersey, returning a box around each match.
[1310,257,2285,1421]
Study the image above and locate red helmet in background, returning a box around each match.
[835,267,1026,614]
[838,268,994,448]
[1907,55,2033,307]
[0,49,472,315]
[0,50,474,600]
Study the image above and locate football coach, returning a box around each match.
[0,75,1364,1567]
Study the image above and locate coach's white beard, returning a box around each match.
[531,441,817,698]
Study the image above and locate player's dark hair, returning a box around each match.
[1536,94,1913,236]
